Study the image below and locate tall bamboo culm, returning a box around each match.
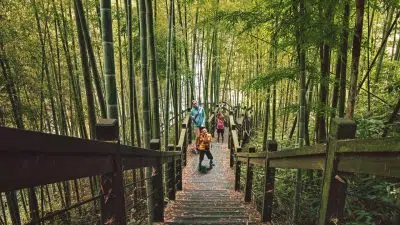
[100,0,118,119]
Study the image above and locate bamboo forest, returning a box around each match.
[1,0,400,224]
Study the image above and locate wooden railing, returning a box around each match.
[229,117,400,224]
[0,116,190,225]
[176,113,192,168]
[160,109,187,134]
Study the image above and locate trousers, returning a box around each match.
[199,149,213,162]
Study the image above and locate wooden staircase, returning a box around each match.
[163,189,258,224]
[162,131,262,225]
[165,190,257,225]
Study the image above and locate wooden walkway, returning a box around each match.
[162,129,263,224]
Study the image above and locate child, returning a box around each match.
[196,128,214,168]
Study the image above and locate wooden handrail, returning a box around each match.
[336,136,400,153]
[229,115,235,129]
[267,144,326,158]
[176,128,187,148]
[0,126,182,192]
[235,138,400,178]
[181,114,190,128]
[231,129,241,150]
[0,126,116,154]
[0,110,192,225]
[231,117,400,225]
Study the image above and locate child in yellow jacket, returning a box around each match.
[196,128,214,168]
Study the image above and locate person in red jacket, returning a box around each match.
[216,113,225,142]
[196,128,214,169]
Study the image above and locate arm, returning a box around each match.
[201,108,206,125]
[190,108,195,120]
[207,134,212,142]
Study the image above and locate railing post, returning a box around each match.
[150,139,164,222]
[245,147,255,202]
[262,140,277,223]
[176,145,183,191]
[183,134,187,167]
[96,119,126,225]
[234,145,242,191]
[167,145,176,200]
[230,133,234,167]
[182,123,187,167]
[187,109,192,144]
[229,111,235,167]
[318,118,356,225]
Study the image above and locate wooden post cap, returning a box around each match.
[150,139,161,150]
[266,140,278,152]
[95,118,119,141]
[249,147,256,153]
[167,144,175,151]
[330,118,356,140]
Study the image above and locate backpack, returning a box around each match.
[217,118,224,129]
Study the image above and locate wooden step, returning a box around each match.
[165,210,247,216]
[170,200,243,207]
[163,220,257,225]
[176,196,240,201]
[167,206,245,211]
[172,214,249,221]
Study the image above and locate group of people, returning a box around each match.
[190,100,225,169]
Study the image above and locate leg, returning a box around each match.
[221,130,224,142]
[205,150,214,166]
[199,151,205,167]
[193,128,200,151]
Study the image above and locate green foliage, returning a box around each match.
[355,117,386,138]
[344,175,400,225]
[242,67,297,90]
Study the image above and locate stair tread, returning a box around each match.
[163,220,257,225]
[164,210,247,215]
[176,214,248,218]
[167,207,246,210]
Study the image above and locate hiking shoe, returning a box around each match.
[209,160,215,167]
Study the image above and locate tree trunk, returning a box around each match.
[262,90,270,150]
[347,0,365,119]
[101,0,119,119]
[293,0,306,222]
[57,0,88,139]
[74,0,97,139]
[75,0,107,118]
[139,0,154,223]
[126,0,139,146]
[116,0,127,142]
[374,7,394,83]
[338,1,350,118]
[164,0,173,150]
[172,3,179,145]
[146,0,161,139]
